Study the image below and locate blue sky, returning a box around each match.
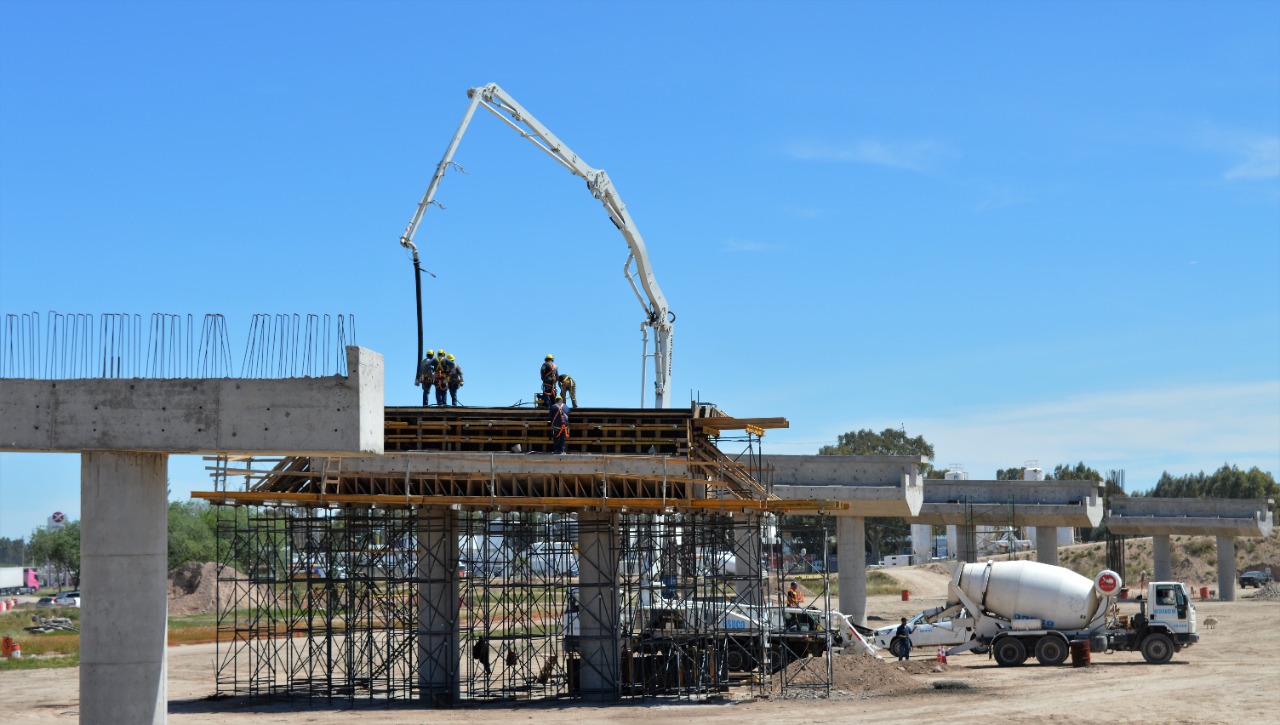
[1,0,1277,541]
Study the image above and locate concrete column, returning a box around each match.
[733,515,763,608]
[910,524,932,564]
[1035,527,1059,566]
[576,511,619,702]
[956,525,976,563]
[946,525,957,559]
[81,452,168,725]
[1216,536,1236,602]
[1153,535,1172,582]
[416,509,459,705]
[836,517,867,627]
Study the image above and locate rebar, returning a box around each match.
[0,311,354,379]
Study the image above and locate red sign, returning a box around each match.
[51,511,66,523]
[1098,573,1118,592]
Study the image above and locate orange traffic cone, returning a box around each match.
[9,641,20,659]
[936,645,947,664]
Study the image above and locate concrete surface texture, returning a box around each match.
[765,455,925,518]
[910,479,1104,527]
[0,346,385,455]
[1107,496,1275,537]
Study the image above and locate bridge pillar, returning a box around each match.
[81,452,169,725]
[836,516,867,627]
[1216,536,1236,602]
[417,508,459,705]
[577,511,620,701]
[734,514,764,608]
[1036,527,1059,566]
[1153,535,1172,582]
[956,525,976,563]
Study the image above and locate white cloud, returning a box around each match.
[1224,135,1280,180]
[767,381,1280,490]
[783,139,956,172]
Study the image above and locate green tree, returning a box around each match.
[168,500,218,571]
[27,521,81,584]
[995,467,1027,481]
[0,536,26,566]
[1145,465,1277,501]
[818,427,937,562]
[1050,462,1103,481]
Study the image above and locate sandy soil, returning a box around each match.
[4,587,1277,724]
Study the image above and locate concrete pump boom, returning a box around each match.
[400,83,675,408]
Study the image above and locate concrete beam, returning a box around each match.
[0,346,384,455]
[908,479,1103,527]
[763,454,924,517]
[1107,497,1274,538]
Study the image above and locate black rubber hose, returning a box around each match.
[413,248,424,381]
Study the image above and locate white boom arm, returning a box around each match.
[400,83,675,408]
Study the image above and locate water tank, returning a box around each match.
[956,560,1115,630]
[1023,467,1045,481]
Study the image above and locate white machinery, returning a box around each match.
[918,560,1198,666]
[400,83,675,407]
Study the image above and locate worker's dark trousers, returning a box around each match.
[422,387,431,406]
[435,386,447,406]
[449,385,460,406]
[553,433,567,454]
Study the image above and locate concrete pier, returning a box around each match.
[576,511,620,701]
[734,515,764,608]
[1153,535,1173,581]
[1216,536,1236,602]
[80,452,168,725]
[837,517,867,626]
[955,525,976,563]
[417,509,460,705]
[1035,526,1060,566]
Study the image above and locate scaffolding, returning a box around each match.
[211,501,833,705]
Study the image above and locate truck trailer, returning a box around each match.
[0,567,40,595]
[919,560,1197,666]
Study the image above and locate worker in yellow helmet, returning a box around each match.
[431,350,450,407]
[415,349,438,406]
[445,353,464,406]
[539,354,558,407]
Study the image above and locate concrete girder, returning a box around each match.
[317,451,694,478]
[907,480,1104,528]
[0,347,385,455]
[763,454,924,517]
[1106,497,1274,538]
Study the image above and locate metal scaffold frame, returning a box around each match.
[211,503,835,705]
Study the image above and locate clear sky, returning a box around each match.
[1,0,1277,541]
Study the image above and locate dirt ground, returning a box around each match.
[4,577,1278,725]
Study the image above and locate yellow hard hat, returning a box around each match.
[555,395,563,401]
[546,354,554,360]
[427,349,435,356]
[437,349,446,357]
[447,354,455,361]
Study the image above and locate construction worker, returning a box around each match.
[786,581,804,607]
[549,395,569,454]
[539,354,558,407]
[446,353,464,406]
[557,373,578,408]
[415,349,437,406]
[432,350,451,407]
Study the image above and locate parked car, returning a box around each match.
[1239,571,1273,588]
[53,591,81,607]
[36,596,57,607]
[871,609,988,657]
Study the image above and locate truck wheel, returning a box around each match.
[1141,632,1174,664]
[725,647,754,672]
[993,637,1027,667]
[973,645,990,655]
[889,637,907,659]
[1034,636,1068,666]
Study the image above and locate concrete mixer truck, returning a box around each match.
[921,560,1197,666]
